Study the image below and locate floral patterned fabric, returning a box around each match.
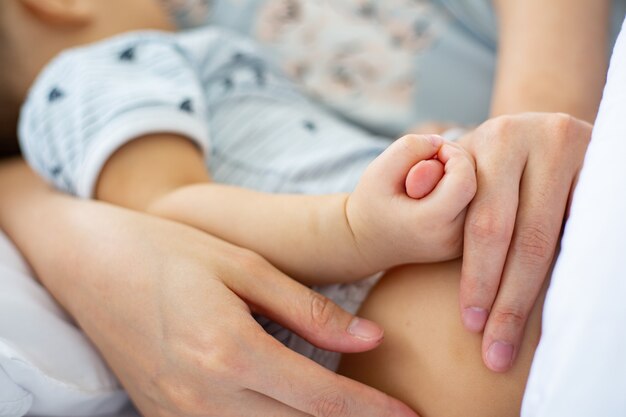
[161,0,626,136]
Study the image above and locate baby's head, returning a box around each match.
[0,0,174,145]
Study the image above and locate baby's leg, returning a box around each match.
[338,261,544,417]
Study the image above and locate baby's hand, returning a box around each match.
[346,134,476,270]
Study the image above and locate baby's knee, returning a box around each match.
[338,260,543,417]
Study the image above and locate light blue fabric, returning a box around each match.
[166,0,626,136]
[190,0,497,134]
[19,27,389,199]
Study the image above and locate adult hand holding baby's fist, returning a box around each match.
[0,160,420,417]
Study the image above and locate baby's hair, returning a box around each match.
[0,7,21,156]
[0,1,5,78]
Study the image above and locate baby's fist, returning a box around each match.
[347,134,476,270]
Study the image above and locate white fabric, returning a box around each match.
[522,17,626,416]
[0,232,128,417]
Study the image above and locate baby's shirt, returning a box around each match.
[19,27,300,198]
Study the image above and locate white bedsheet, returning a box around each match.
[0,232,127,417]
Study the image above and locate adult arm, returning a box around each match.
[491,0,610,121]
[458,0,610,372]
[459,113,592,373]
[0,158,418,417]
[409,1,609,133]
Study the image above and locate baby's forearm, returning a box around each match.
[148,184,376,285]
[97,134,376,285]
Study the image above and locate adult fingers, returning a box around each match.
[422,143,477,218]
[224,252,384,353]
[245,334,419,417]
[480,146,572,372]
[459,140,526,334]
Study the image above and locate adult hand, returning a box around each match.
[0,160,418,417]
[457,113,592,372]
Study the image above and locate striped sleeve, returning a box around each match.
[18,33,210,198]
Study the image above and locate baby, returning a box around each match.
[1,0,475,369]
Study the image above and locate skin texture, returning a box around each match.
[0,2,420,416]
[0,0,607,377]
[0,2,604,416]
[0,159,419,417]
[339,260,545,417]
[491,0,610,122]
[409,0,608,373]
[455,0,609,372]
[98,134,475,286]
[0,0,174,102]
[457,113,592,372]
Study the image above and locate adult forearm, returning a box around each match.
[0,161,415,417]
[491,0,610,122]
[0,159,161,316]
[0,160,99,316]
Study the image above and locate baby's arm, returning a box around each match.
[98,132,475,286]
[98,133,367,284]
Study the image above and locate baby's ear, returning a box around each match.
[18,0,92,27]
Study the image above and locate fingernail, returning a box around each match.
[486,341,514,372]
[462,307,488,332]
[347,318,384,341]
[426,134,443,147]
